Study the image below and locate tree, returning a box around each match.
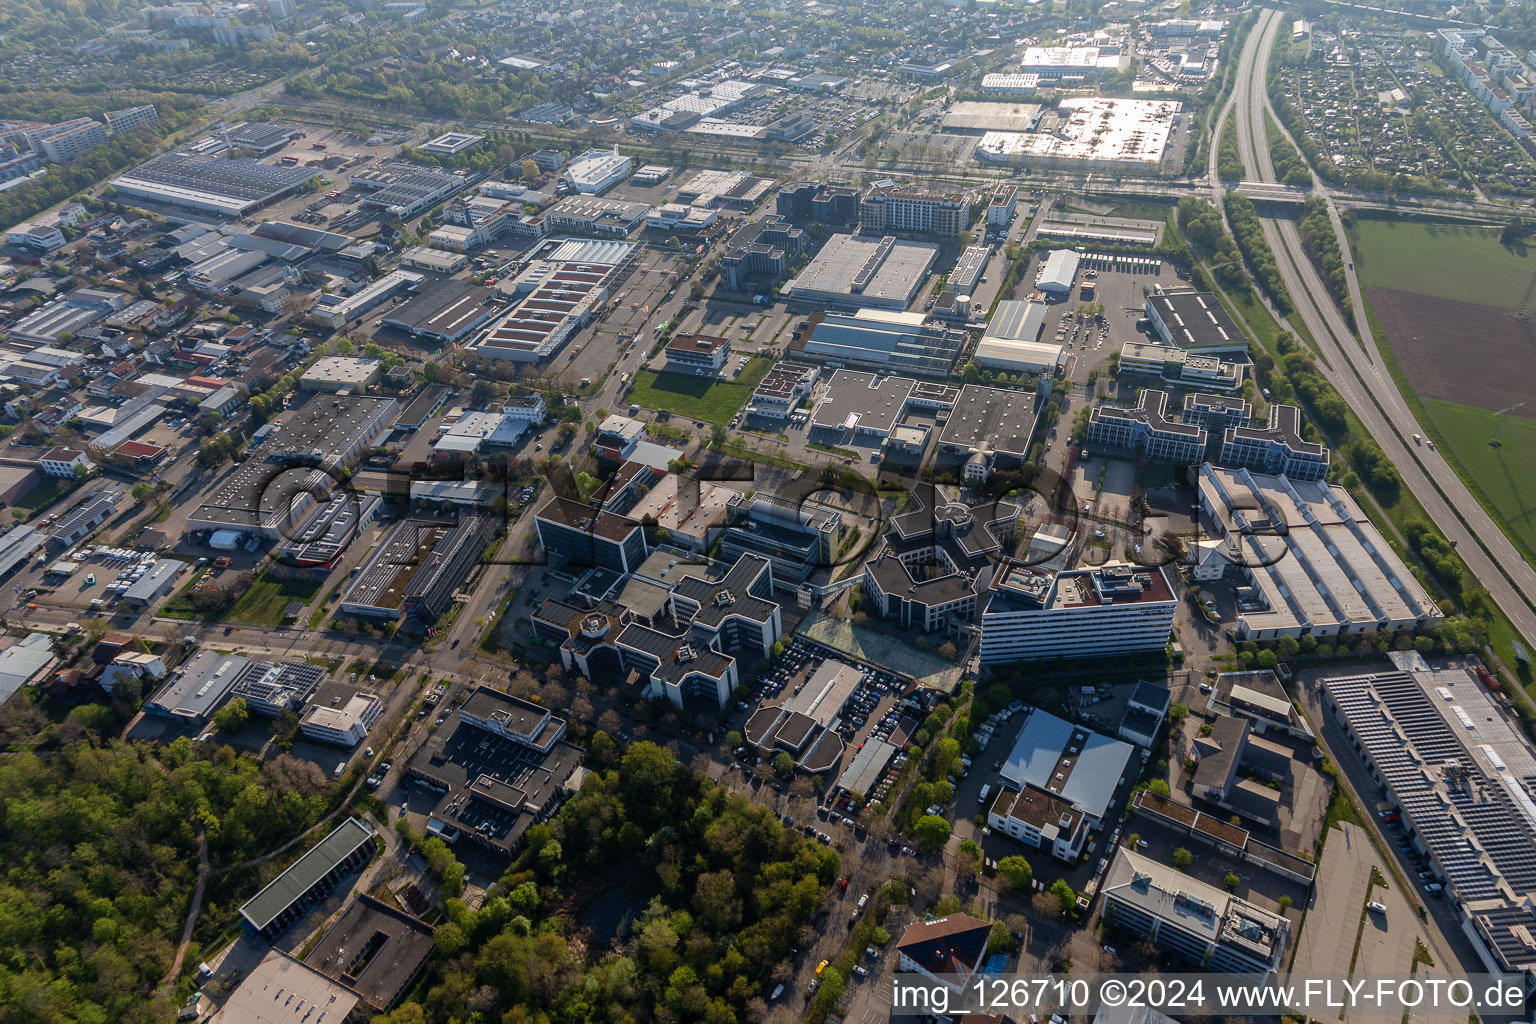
[1032,890,1064,920]
[773,752,794,777]
[1049,878,1076,915]
[213,698,249,733]
[1224,872,1240,891]
[521,158,540,180]
[938,641,957,661]
[997,854,1033,890]
[1278,895,1292,911]
[1168,703,1189,724]
[912,814,951,848]
[1148,778,1171,798]
[1171,847,1193,871]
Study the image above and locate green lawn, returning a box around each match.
[1352,220,1536,308]
[15,474,83,513]
[628,356,773,428]
[226,573,325,627]
[1420,398,1536,559]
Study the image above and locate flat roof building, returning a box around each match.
[309,270,423,330]
[745,660,861,773]
[0,633,57,706]
[300,356,383,393]
[422,131,484,156]
[546,194,649,238]
[382,280,496,344]
[534,496,648,574]
[301,894,434,1013]
[1196,465,1441,640]
[562,148,632,194]
[976,98,1180,171]
[1102,847,1289,973]
[1145,288,1247,354]
[803,308,966,377]
[406,685,583,855]
[473,237,638,363]
[980,562,1178,667]
[238,817,376,939]
[210,950,359,1024]
[111,151,316,218]
[858,186,968,238]
[937,384,1040,471]
[784,233,938,311]
[1319,656,1536,977]
[748,361,818,419]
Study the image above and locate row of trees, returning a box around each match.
[1222,192,1295,313]
[1296,196,1352,318]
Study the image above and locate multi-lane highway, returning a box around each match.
[1222,7,1536,648]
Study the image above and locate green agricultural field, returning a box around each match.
[1420,398,1536,560]
[627,356,773,427]
[1352,219,1536,308]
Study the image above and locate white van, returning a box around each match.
[978,784,992,805]
[332,762,346,780]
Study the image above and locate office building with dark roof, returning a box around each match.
[239,817,377,939]
[719,215,807,291]
[1218,404,1329,481]
[301,894,435,1013]
[863,485,1019,633]
[1087,389,1207,463]
[405,686,583,856]
[1183,392,1252,431]
[339,513,493,624]
[936,384,1040,481]
[534,496,648,573]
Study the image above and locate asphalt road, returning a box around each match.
[1227,7,1536,650]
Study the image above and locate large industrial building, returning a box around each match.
[975,98,1181,171]
[1320,656,1536,980]
[979,562,1178,666]
[806,369,959,448]
[339,513,494,624]
[238,817,377,939]
[562,148,632,194]
[1195,465,1442,640]
[1102,847,1289,973]
[110,151,317,217]
[186,394,398,537]
[802,308,966,376]
[381,280,499,345]
[1145,288,1249,355]
[987,709,1134,860]
[783,233,938,311]
[973,299,1060,373]
[472,238,638,362]
[936,384,1040,480]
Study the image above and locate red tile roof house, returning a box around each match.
[895,913,993,996]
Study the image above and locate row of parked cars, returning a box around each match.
[1382,808,1443,894]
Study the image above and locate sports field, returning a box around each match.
[1352,220,1536,308]
[1420,398,1536,558]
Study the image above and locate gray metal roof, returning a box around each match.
[239,817,375,932]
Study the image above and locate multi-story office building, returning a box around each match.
[1086,389,1206,463]
[717,492,842,586]
[803,308,965,377]
[980,562,1177,666]
[663,333,731,373]
[858,186,967,237]
[298,691,383,746]
[986,183,1018,229]
[1102,847,1289,973]
[534,496,648,573]
[719,215,807,291]
[1218,404,1330,481]
[1182,392,1251,431]
[863,486,1018,633]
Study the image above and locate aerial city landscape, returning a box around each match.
[5,0,1536,1021]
